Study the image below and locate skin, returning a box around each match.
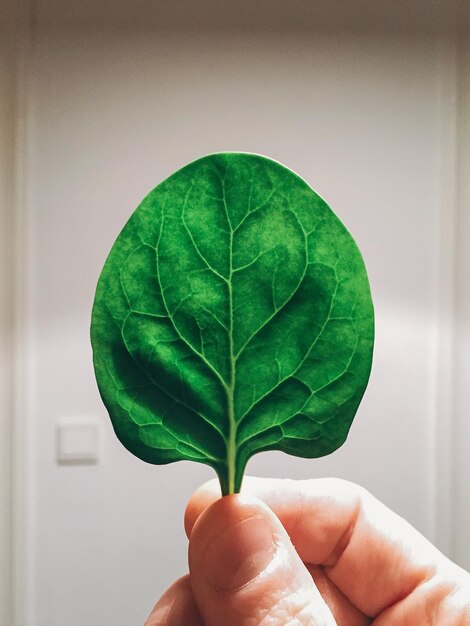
[144,477,470,626]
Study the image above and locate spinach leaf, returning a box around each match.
[91,153,374,495]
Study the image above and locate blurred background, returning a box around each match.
[1,1,470,625]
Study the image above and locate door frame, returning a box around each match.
[452,2,470,568]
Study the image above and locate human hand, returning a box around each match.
[145,477,470,625]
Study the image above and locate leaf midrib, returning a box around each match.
[220,174,237,495]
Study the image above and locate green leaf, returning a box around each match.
[91,153,374,495]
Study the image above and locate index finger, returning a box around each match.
[184,476,453,617]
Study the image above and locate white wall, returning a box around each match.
[3,1,469,625]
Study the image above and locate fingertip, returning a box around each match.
[188,493,276,568]
[189,494,286,599]
[184,478,221,537]
[190,492,271,537]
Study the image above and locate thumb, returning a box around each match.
[188,494,337,626]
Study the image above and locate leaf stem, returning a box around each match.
[226,381,236,495]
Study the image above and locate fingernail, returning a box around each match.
[202,514,276,591]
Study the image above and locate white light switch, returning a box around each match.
[57,418,100,464]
